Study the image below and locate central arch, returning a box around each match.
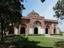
[34,27,38,34]
[33,21,41,34]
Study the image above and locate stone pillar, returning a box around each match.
[50,24,54,34]
[48,28,50,35]
[6,31,9,35]
[49,27,54,34]
[18,25,21,35]
[29,28,34,34]
[51,28,54,34]
[14,26,18,35]
[42,28,45,34]
[38,26,41,34]
[56,27,60,34]
[38,27,45,34]
[25,24,30,35]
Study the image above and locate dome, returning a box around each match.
[28,10,39,16]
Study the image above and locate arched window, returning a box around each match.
[34,21,41,26]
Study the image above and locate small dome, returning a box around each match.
[28,10,39,16]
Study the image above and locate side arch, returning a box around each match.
[20,24,26,34]
[34,27,38,34]
[45,25,49,34]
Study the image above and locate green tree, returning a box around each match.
[0,0,25,41]
[41,0,45,3]
[53,0,64,19]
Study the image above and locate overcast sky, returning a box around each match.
[22,0,64,32]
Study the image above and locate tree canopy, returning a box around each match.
[41,0,45,3]
[0,0,25,32]
[53,0,64,19]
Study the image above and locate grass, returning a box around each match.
[28,36,62,47]
[0,35,63,48]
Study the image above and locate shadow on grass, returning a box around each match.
[0,35,53,48]
[54,40,64,48]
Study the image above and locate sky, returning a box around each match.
[22,0,64,32]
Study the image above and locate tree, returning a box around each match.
[41,0,45,3]
[53,0,64,19]
[0,0,25,41]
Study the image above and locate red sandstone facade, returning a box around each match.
[19,10,59,35]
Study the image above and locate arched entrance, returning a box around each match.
[45,25,49,34]
[54,28,56,34]
[9,26,14,34]
[20,27,25,34]
[34,27,38,34]
[34,21,41,34]
[45,27,48,34]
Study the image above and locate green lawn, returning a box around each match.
[28,36,62,47]
[0,35,63,48]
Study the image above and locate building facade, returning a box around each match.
[8,10,60,35]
